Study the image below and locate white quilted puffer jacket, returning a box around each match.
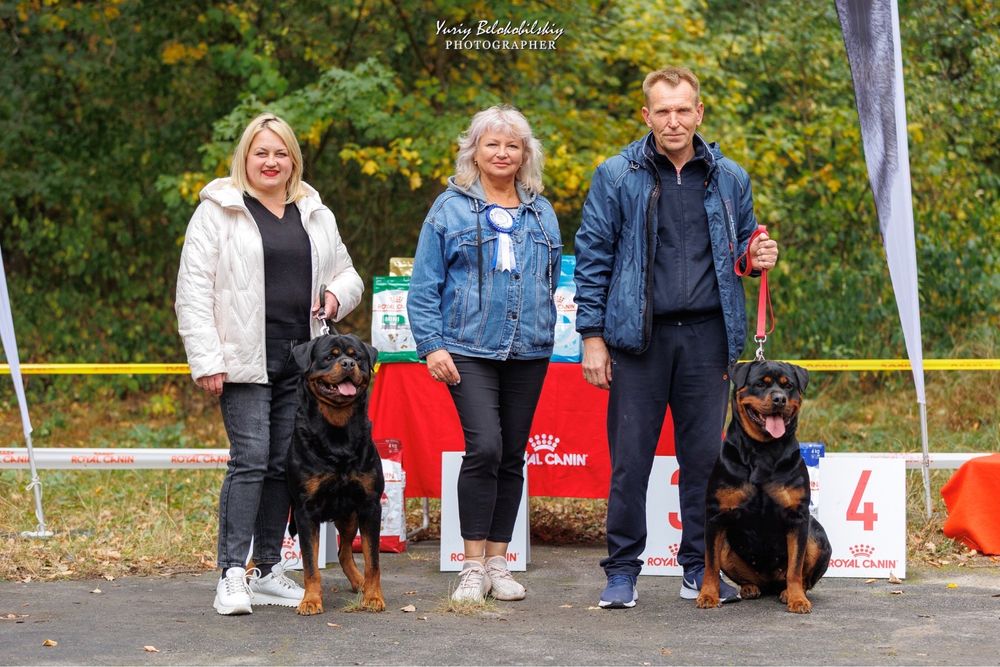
[175,177,364,383]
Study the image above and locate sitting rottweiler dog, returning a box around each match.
[287,333,385,615]
[696,360,831,613]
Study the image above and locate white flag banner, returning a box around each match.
[0,244,32,438]
[835,0,925,404]
[836,0,933,516]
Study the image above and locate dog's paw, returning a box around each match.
[740,584,761,599]
[296,598,325,616]
[362,595,386,612]
[786,596,812,614]
[695,593,721,609]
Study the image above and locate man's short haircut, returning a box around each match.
[642,67,701,105]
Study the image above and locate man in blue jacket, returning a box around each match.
[575,66,779,609]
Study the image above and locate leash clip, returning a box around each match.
[318,283,330,336]
[754,336,767,361]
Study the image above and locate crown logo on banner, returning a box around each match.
[528,434,560,452]
[849,544,875,558]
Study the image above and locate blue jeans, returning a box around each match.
[601,314,729,577]
[216,337,304,569]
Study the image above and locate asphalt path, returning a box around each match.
[2,541,998,666]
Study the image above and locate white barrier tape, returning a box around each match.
[0,448,988,471]
[0,448,230,470]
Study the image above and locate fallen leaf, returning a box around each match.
[559,604,572,608]
[417,616,428,620]
[586,606,601,611]
[947,583,958,589]
[143,646,159,653]
[103,574,115,582]
[326,623,341,628]
[403,590,417,596]
[42,639,57,647]
[888,573,902,584]
[91,588,102,594]
[660,648,673,656]
[890,590,903,595]
[400,604,417,612]
[864,578,876,584]
[924,541,937,551]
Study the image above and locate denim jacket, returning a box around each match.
[408,177,562,360]
[574,133,759,365]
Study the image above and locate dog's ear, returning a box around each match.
[792,364,809,395]
[292,339,317,372]
[364,342,379,367]
[731,362,753,388]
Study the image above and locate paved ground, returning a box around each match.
[2,540,998,666]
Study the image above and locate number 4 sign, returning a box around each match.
[819,457,907,578]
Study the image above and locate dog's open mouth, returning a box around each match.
[746,408,789,439]
[312,376,360,401]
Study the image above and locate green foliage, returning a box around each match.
[0,0,996,393]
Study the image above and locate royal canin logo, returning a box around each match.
[830,543,898,570]
[645,543,681,568]
[525,434,588,467]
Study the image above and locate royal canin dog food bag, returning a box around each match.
[371,276,418,362]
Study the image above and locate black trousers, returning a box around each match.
[447,354,549,542]
[601,315,729,577]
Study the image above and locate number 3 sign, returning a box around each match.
[819,457,907,578]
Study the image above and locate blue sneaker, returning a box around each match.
[599,573,637,609]
[679,569,741,603]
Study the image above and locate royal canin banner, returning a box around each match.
[369,362,675,498]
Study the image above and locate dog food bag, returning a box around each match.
[388,257,414,276]
[371,276,418,362]
[349,439,407,553]
[799,442,825,519]
[552,255,582,362]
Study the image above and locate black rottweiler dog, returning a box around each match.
[696,360,831,613]
[287,333,384,615]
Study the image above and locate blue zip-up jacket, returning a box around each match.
[574,133,759,365]
[408,177,562,360]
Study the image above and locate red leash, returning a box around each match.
[735,225,774,360]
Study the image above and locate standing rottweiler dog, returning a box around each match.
[287,333,385,615]
[696,360,831,613]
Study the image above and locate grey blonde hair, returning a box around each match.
[454,105,544,194]
[642,66,701,105]
[230,112,306,203]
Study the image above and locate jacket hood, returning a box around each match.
[622,132,722,172]
[446,175,539,210]
[198,177,326,219]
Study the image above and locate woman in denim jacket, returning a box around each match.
[408,105,561,603]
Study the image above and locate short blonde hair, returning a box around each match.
[454,105,544,195]
[230,112,306,203]
[642,66,701,105]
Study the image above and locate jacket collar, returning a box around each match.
[446,175,542,214]
[625,132,720,174]
[199,177,325,219]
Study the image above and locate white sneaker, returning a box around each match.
[214,567,253,615]
[248,563,305,607]
[451,562,491,602]
[485,556,526,601]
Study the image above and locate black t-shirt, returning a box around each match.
[243,193,312,340]
[650,141,722,318]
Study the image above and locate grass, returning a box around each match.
[1,358,998,582]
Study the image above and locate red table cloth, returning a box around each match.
[941,453,1000,555]
[368,362,675,498]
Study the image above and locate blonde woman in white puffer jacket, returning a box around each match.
[175,113,363,616]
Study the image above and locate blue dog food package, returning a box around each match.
[799,442,825,519]
[552,255,581,362]
[371,276,418,362]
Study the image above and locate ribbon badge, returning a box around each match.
[486,205,519,272]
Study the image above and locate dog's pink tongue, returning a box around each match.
[337,381,357,396]
[765,415,786,438]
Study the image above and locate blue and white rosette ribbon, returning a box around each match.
[485,205,518,272]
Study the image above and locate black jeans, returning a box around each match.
[447,354,549,542]
[601,315,729,577]
[216,337,304,569]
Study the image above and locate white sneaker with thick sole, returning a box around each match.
[451,562,492,602]
[248,563,305,607]
[485,556,526,601]
[214,567,253,615]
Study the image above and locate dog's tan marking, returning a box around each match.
[765,483,806,511]
[715,484,753,511]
